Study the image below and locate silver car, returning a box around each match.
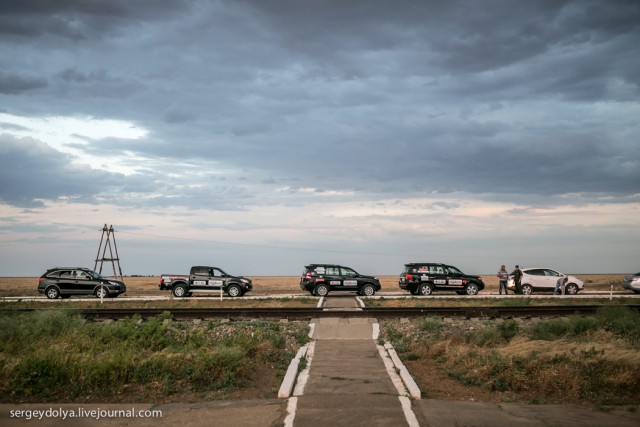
[622,272,640,294]
[508,268,584,295]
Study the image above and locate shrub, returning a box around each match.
[596,306,640,346]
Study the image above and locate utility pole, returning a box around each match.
[94,224,124,281]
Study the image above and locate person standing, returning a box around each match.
[497,265,509,295]
[514,265,523,295]
[554,276,569,295]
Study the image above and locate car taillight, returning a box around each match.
[406,274,413,280]
[39,277,45,283]
[305,273,312,280]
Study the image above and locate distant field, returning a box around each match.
[0,274,628,297]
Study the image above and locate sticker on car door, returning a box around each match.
[208,280,223,286]
[344,280,357,286]
[448,279,463,285]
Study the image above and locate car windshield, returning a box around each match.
[447,266,462,274]
[87,271,103,280]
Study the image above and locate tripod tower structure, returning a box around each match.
[94,224,124,281]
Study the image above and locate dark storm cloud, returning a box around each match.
[0,72,47,95]
[0,0,188,39]
[1,0,639,210]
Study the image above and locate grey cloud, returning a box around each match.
[0,72,47,94]
[0,0,189,40]
[0,134,134,207]
[1,0,639,210]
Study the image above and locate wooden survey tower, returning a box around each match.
[94,224,124,281]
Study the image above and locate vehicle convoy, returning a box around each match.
[38,267,127,299]
[508,267,584,295]
[622,272,640,294]
[300,264,381,296]
[159,266,252,297]
[399,263,484,296]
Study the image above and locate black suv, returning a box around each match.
[399,263,484,296]
[300,264,381,297]
[38,267,127,299]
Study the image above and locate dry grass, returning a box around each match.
[382,310,640,406]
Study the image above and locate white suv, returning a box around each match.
[508,268,584,295]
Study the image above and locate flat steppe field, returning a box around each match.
[0,274,629,297]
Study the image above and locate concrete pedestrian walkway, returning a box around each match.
[284,296,419,427]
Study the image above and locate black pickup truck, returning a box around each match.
[159,266,253,297]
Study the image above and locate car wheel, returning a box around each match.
[361,284,376,296]
[465,283,479,295]
[227,284,242,297]
[418,283,433,296]
[45,287,60,299]
[522,284,533,295]
[95,286,109,298]
[565,283,579,295]
[173,285,187,297]
[314,283,330,297]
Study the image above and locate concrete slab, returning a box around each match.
[312,317,375,340]
[0,400,285,427]
[414,399,640,427]
[294,394,408,427]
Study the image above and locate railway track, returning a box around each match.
[3,304,639,320]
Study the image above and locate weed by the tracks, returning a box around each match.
[0,310,309,402]
[381,307,640,405]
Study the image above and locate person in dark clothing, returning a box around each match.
[513,265,523,295]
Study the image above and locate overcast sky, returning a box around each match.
[1,0,639,277]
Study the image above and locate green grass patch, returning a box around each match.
[0,310,308,402]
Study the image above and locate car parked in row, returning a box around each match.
[300,264,381,296]
[398,262,484,296]
[38,267,127,299]
[622,272,640,294]
[159,265,253,297]
[508,268,583,295]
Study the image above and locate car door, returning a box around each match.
[445,265,465,289]
[340,267,359,290]
[542,269,562,290]
[523,269,544,289]
[190,267,211,292]
[430,265,448,288]
[53,270,74,294]
[75,269,97,295]
[209,268,226,291]
[324,266,343,289]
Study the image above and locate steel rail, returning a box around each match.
[2,305,638,320]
